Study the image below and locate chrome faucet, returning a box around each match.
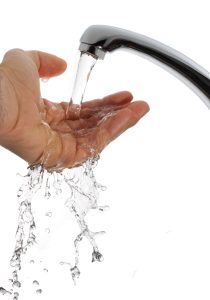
[79,25,210,109]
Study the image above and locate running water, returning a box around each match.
[0,51,107,297]
[0,158,107,297]
[70,52,97,105]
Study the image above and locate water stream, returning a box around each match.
[70,52,97,105]
[0,52,108,298]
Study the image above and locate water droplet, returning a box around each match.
[59,261,70,267]
[36,289,42,295]
[14,292,19,299]
[12,271,18,281]
[10,256,20,268]
[41,77,49,83]
[45,228,50,234]
[97,184,107,191]
[70,266,80,282]
[44,177,51,199]
[98,205,110,212]
[30,259,35,264]
[33,280,39,286]
[93,230,106,237]
[12,281,21,288]
[43,268,48,272]
[17,188,23,198]
[45,212,52,217]
[92,250,104,262]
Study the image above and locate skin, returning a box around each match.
[0,49,150,170]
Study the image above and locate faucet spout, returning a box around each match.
[79,25,210,109]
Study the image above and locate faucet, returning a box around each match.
[79,25,210,109]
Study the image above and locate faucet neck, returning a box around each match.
[79,25,210,109]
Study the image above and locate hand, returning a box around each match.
[0,49,149,170]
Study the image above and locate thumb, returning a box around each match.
[26,50,67,78]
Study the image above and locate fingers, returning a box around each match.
[26,50,67,78]
[1,49,67,79]
[63,91,134,120]
[96,100,150,149]
[71,100,150,167]
[102,91,133,105]
[43,98,66,124]
[82,91,133,109]
[60,91,133,111]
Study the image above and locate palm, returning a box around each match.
[0,49,149,170]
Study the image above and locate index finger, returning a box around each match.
[81,91,133,109]
[95,100,150,151]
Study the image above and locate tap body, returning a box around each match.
[79,25,210,109]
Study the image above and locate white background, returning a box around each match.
[1,0,210,299]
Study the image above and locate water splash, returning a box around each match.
[32,281,39,287]
[36,289,42,295]
[1,166,44,298]
[92,250,104,263]
[13,292,19,300]
[43,268,48,273]
[1,158,107,297]
[0,287,12,296]
[70,266,80,285]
